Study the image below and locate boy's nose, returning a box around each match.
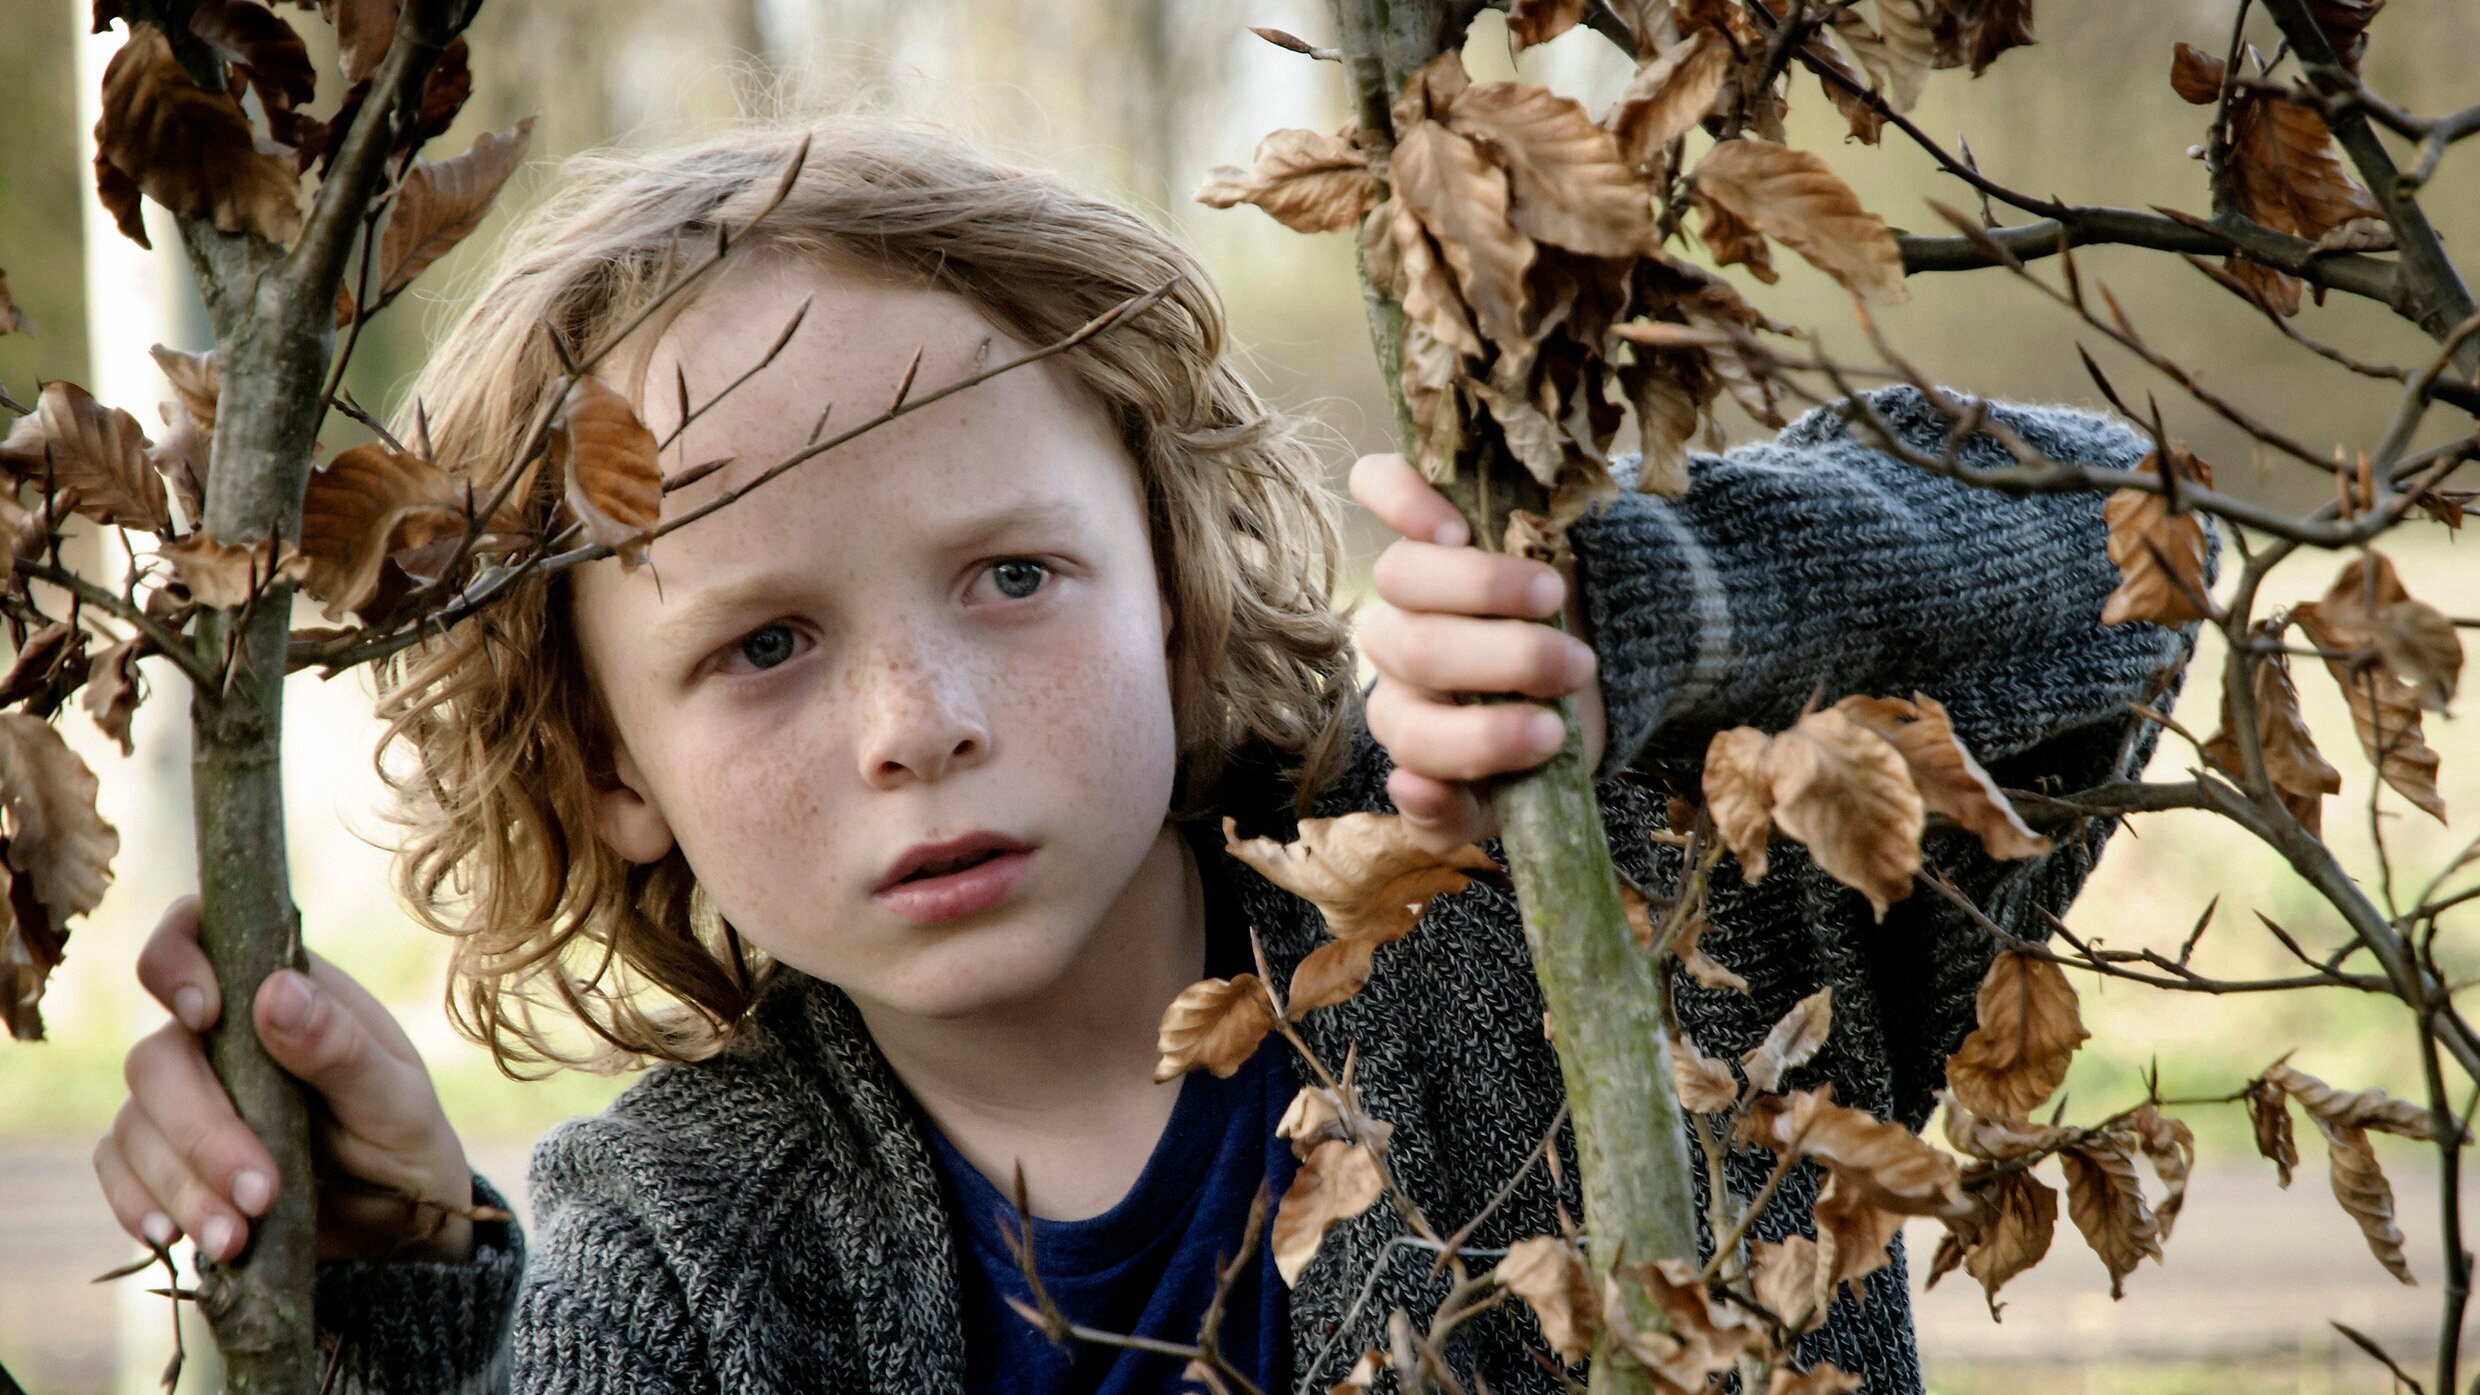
[851,643,990,789]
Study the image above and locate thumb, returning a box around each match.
[253,968,387,1104]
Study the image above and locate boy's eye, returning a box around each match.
[736,623,801,672]
[985,559,1050,601]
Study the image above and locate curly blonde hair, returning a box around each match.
[372,118,1358,1077]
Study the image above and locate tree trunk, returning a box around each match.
[1321,3,1702,1390]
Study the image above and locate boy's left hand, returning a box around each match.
[1350,452,1605,854]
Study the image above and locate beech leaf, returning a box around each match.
[2266,1061,2459,1145]
[2313,1116,2415,1284]
[1760,706,1925,918]
[156,532,311,610]
[2100,446,2215,626]
[1741,986,1832,1093]
[378,118,537,304]
[0,381,172,531]
[2202,651,2342,834]
[95,24,302,247]
[2246,1077,2300,1188]
[2293,600,2447,822]
[1749,1235,1828,1336]
[1153,974,1276,1081]
[1702,725,1775,882]
[1689,140,1908,304]
[553,376,663,572]
[0,271,29,337]
[1285,938,1376,1017]
[1506,0,1588,49]
[1607,32,1729,177]
[1672,1033,1741,1112]
[325,0,400,83]
[1389,119,1536,356]
[1445,82,1650,258]
[1221,813,1493,946]
[81,638,147,758]
[1834,692,2049,860]
[297,443,470,621]
[1495,1234,1599,1363]
[1943,950,2087,1120]
[1272,1138,1386,1284]
[0,711,120,1040]
[1195,128,1377,235]
[2061,1135,2161,1297]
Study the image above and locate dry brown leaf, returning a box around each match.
[1474,370,1567,487]
[2202,651,2342,835]
[2294,601,2447,822]
[1389,119,1536,355]
[1495,1233,1599,1363]
[297,442,472,621]
[1750,1088,1965,1218]
[1507,0,1589,49]
[1152,974,1277,1081]
[1761,707,1924,918]
[1834,692,2049,860]
[1702,725,1775,882]
[1939,1091,2073,1162]
[1399,317,1466,485]
[2246,1077,2300,1188]
[1750,1234,1828,1336]
[1672,1033,1741,1112]
[1929,0,2036,74]
[1742,987,1833,1093]
[0,271,29,337]
[1690,185,1778,283]
[1936,1165,2057,1314]
[2100,446,2214,626]
[1814,1169,1906,1298]
[1273,1137,1387,1284]
[0,711,121,1038]
[325,0,399,83]
[2313,1115,2414,1284]
[2214,86,2382,315]
[190,0,316,133]
[2168,40,2226,105]
[1606,31,1729,177]
[81,637,146,758]
[147,405,209,530]
[1285,938,1377,1017]
[552,376,662,572]
[1446,82,1650,258]
[1670,914,1750,994]
[1689,140,1907,304]
[0,624,87,717]
[1222,813,1494,946]
[2308,552,2462,714]
[1276,1085,1394,1161]
[1835,0,1934,112]
[2061,1135,2161,1297]
[2125,1104,2195,1244]
[1944,950,2086,1120]
[94,24,301,247]
[1329,1349,1384,1394]
[377,118,536,303]
[1196,127,1377,236]
[1618,348,1708,499]
[0,381,171,531]
[155,532,310,610]
[1767,1365,1863,1395]
[148,344,219,436]
[1606,1257,1764,1386]
[2266,1062,2455,1144]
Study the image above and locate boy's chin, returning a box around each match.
[866,919,1099,1020]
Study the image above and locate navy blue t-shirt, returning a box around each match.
[920,823,1298,1394]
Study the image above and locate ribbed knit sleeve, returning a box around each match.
[313,1171,527,1393]
[1565,382,2217,781]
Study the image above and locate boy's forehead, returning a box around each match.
[621,253,1132,518]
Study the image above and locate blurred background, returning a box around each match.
[3,0,2478,1390]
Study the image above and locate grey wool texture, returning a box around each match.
[309,384,2217,1394]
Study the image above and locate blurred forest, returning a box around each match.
[4,0,2480,1390]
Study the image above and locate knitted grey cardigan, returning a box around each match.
[312,384,2214,1394]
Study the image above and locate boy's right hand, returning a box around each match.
[93,895,478,1266]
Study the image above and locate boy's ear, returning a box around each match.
[593,740,678,864]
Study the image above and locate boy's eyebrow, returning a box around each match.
[649,496,1089,647]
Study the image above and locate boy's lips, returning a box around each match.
[871,848,1034,925]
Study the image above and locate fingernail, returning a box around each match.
[264,972,312,1033]
[233,1170,272,1217]
[1433,517,1469,547]
[200,1215,236,1261]
[1527,572,1563,615]
[173,986,209,1031]
[1529,710,1566,753]
[1567,642,1597,686]
[141,1211,176,1248]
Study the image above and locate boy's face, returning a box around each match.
[568,253,1184,1021]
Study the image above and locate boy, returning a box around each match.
[96,118,2209,1394]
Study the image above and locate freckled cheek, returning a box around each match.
[1007,601,1180,806]
[658,715,850,913]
